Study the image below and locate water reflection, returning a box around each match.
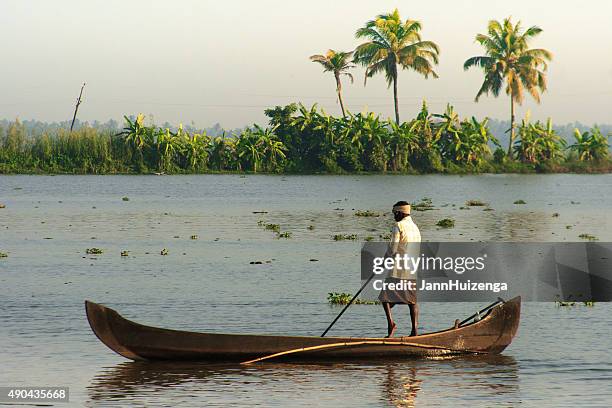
[383,366,421,407]
[87,355,518,406]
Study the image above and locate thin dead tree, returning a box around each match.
[70,82,86,131]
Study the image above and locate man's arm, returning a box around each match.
[385,225,401,258]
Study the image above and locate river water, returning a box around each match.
[1,174,611,407]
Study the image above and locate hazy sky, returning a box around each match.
[1,0,611,128]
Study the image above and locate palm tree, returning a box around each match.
[309,50,354,117]
[464,18,552,158]
[353,9,440,124]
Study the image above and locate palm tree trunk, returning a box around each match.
[394,144,399,171]
[393,73,400,125]
[335,74,346,117]
[508,94,515,158]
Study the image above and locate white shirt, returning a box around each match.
[387,216,421,279]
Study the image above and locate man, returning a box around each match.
[378,201,421,338]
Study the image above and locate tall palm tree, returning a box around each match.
[464,18,552,158]
[309,50,354,117]
[353,9,440,124]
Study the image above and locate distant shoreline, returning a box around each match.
[2,164,612,176]
[2,105,610,176]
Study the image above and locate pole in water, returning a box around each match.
[321,273,376,337]
[70,82,86,132]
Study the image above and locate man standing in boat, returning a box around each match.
[379,201,421,337]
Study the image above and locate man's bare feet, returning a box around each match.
[386,322,397,338]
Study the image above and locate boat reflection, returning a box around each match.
[381,354,519,407]
[87,355,519,406]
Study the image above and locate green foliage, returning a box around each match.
[264,223,280,232]
[411,197,435,211]
[493,147,506,163]
[435,105,498,166]
[354,210,380,217]
[86,248,103,254]
[514,117,566,164]
[332,233,358,241]
[327,292,378,305]
[0,109,610,175]
[466,199,487,206]
[436,218,455,228]
[569,127,610,161]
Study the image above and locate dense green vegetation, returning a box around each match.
[0,10,609,175]
[0,104,609,174]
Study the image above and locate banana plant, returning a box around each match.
[569,127,610,161]
[183,131,210,170]
[236,128,263,172]
[117,114,151,151]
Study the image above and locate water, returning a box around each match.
[1,174,612,407]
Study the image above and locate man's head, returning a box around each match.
[392,201,411,222]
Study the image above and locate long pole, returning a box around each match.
[70,82,86,132]
[321,273,376,337]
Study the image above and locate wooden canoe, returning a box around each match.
[85,296,520,362]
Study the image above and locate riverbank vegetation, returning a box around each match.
[1,104,609,174]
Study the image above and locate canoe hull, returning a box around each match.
[85,297,520,362]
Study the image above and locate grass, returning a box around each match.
[578,233,598,241]
[85,248,103,254]
[0,251,7,258]
[276,231,292,238]
[120,250,129,257]
[190,235,199,240]
[122,196,130,201]
[327,292,379,305]
[160,248,169,255]
[436,218,455,228]
[513,199,527,204]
